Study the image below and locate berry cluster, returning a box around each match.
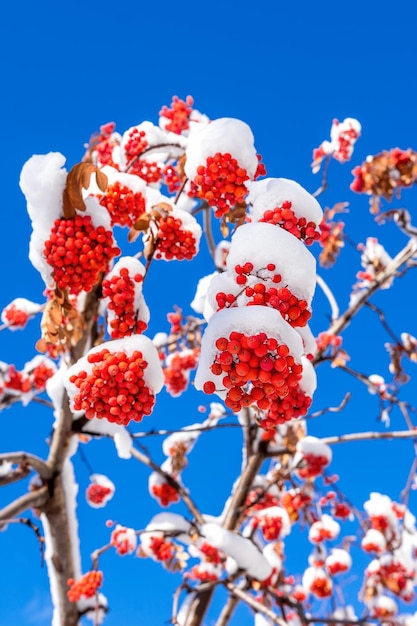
[87,122,120,169]
[159,95,194,134]
[260,386,312,429]
[86,484,112,505]
[203,331,303,412]
[111,525,137,556]
[256,514,285,541]
[102,268,146,339]
[245,490,279,514]
[281,490,312,522]
[124,128,148,165]
[29,361,56,390]
[4,366,31,393]
[155,215,198,261]
[99,182,146,227]
[44,215,120,295]
[67,571,103,602]
[2,304,29,328]
[150,481,180,507]
[128,159,162,184]
[69,348,155,425]
[189,152,250,217]
[215,263,311,328]
[163,349,199,397]
[148,536,175,561]
[259,201,320,245]
[163,163,182,193]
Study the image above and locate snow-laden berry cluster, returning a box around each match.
[195,173,321,434]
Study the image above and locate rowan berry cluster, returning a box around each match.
[44,214,120,295]
[124,128,148,165]
[155,214,199,261]
[259,201,320,245]
[129,159,162,184]
[2,304,29,328]
[148,536,175,561]
[203,331,303,413]
[163,164,182,193]
[69,348,155,425]
[233,281,310,328]
[111,525,137,556]
[150,481,180,507]
[102,266,147,339]
[255,514,285,541]
[189,152,250,217]
[163,349,200,397]
[260,386,312,429]
[98,181,146,227]
[86,484,112,505]
[29,361,56,390]
[67,570,103,602]
[159,95,194,135]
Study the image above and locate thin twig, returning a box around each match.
[322,429,417,446]
[0,451,52,480]
[130,444,204,525]
[316,273,340,321]
[224,583,287,626]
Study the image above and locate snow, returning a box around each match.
[190,271,218,314]
[77,594,108,624]
[247,178,323,225]
[64,335,164,410]
[254,506,291,539]
[62,457,82,579]
[40,514,62,626]
[1,297,43,328]
[184,118,259,180]
[20,153,67,285]
[224,222,316,302]
[201,523,272,581]
[194,306,304,397]
[82,418,133,459]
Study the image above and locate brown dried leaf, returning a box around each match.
[63,163,108,218]
[132,213,152,232]
[220,218,229,238]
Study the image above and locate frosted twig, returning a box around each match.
[322,429,417,446]
[225,583,287,626]
[0,486,49,529]
[316,273,339,320]
[0,451,51,479]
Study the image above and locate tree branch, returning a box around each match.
[0,451,52,480]
[314,238,417,364]
[225,583,288,626]
[0,485,49,528]
[322,429,417,446]
[129,444,204,526]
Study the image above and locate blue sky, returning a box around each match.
[1,1,417,624]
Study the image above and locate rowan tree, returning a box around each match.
[1,97,417,626]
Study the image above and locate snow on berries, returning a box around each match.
[194,306,305,413]
[205,223,316,328]
[325,548,352,576]
[312,117,361,173]
[152,206,202,261]
[159,95,194,135]
[302,566,333,598]
[185,118,259,217]
[247,178,323,245]
[253,506,291,541]
[1,298,42,329]
[163,348,200,397]
[101,257,149,339]
[149,471,180,507]
[67,570,103,602]
[293,436,332,479]
[96,166,147,227]
[111,524,137,555]
[64,336,163,425]
[86,474,115,508]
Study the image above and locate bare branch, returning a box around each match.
[225,583,288,626]
[203,205,216,261]
[0,451,52,480]
[322,429,417,446]
[214,594,240,626]
[308,392,351,420]
[130,444,205,526]
[0,485,49,528]
[314,238,417,364]
[316,273,340,320]
[312,155,331,198]
[222,453,265,530]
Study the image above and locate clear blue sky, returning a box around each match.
[1,1,417,624]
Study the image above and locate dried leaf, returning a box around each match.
[132,214,152,232]
[63,163,108,218]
